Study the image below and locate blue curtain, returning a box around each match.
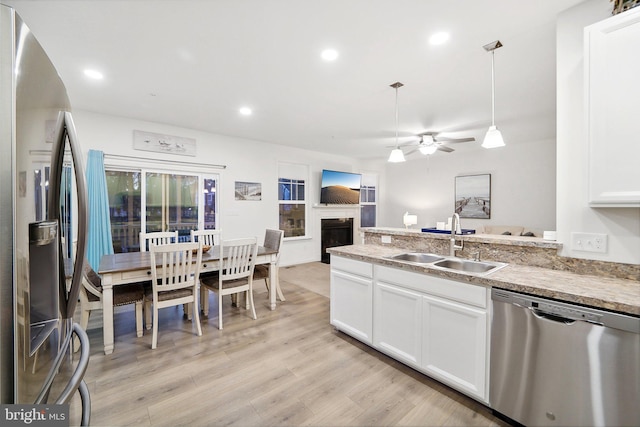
[85,150,114,270]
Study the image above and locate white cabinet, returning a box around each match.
[373,282,422,367]
[330,257,491,402]
[374,264,490,402]
[584,8,640,207]
[422,294,487,400]
[330,256,373,344]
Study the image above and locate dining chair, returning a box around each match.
[145,241,203,349]
[190,229,221,247]
[78,264,145,340]
[253,229,285,301]
[139,230,178,252]
[200,238,258,330]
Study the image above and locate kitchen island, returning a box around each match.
[327,228,640,412]
[330,227,640,315]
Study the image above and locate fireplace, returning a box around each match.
[321,218,354,264]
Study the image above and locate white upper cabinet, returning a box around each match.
[584,7,640,207]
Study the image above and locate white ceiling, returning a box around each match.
[4,0,586,160]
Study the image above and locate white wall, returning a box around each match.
[72,110,378,266]
[378,138,557,234]
[557,0,640,264]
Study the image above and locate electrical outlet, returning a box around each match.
[571,232,608,253]
[381,235,392,244]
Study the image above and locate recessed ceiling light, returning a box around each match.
[321,49,339,61]
[239,107,252,116]
[83,69,104,80]
[429,32,450,46]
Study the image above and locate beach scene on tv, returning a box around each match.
[320,170,361,204]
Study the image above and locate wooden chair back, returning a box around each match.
[190,229,221,246]
[139,231,178,252]
[219,238,258,282]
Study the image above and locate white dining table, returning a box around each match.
[97,245,279,354]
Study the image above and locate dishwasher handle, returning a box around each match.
[531,308,576,325]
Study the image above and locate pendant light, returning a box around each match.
[388,82,406,162]
[482,40,505,149]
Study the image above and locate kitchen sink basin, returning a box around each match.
[388,252,445,264]
[386,252,507,275]
[433,258,506,274]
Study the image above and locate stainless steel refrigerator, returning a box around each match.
[1,4,91,423]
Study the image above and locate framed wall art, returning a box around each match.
[235,181,262,201]
[455,174,491,219]
[133,130,196,156]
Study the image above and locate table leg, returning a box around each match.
[102,274,115,355]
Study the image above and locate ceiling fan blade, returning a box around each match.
[436,137,476,143]
[437,145,455,153]
[405,148,418,156]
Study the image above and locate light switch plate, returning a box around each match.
[571,232,608,253]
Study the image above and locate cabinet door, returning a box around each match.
[330,269,373,344]
[585,8,640,206]
[422,294,488,401]
[373,282,422,367]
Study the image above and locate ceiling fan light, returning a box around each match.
[482,125,505,148]
[419,145,437,155]
[388,148,406,162]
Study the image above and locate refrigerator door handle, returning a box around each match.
[48,111,88,319]
[34,321,91,426]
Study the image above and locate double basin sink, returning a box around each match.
[387,252,507,275]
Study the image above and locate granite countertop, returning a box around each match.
[328,244,640,316]
[363,227,563,248]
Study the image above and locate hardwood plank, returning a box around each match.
[68,262,510,427]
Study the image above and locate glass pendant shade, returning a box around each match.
[388,148,406,162]
[482,125,505,148]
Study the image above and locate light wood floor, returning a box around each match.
[68,262,510,427]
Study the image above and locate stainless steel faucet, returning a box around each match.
[450,213,463,256]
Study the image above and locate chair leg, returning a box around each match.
[218,292,223,330]
[80,307,90,332]
[151,306,159,349]
[248,289,257,320]
[74,307,91,352]
[193,299,202,337]
[135,301,143,338]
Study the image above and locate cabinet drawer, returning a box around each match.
[331,256,373,278]
[375,265,487,308]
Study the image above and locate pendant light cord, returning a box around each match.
[491,50,496,127]
[395,86,399,148]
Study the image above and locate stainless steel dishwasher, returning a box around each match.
[490,288,640,427]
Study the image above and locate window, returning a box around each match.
[106,167,218,252]
[360,174,377,227]
[279,178,306,238]
[278,163,308,239]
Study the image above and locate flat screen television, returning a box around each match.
[320,169,361,204]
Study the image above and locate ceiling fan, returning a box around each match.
[397,132,476,155]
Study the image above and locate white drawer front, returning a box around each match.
[375,265,487,308]
[331,256,373,278]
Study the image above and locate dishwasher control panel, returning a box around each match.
[491,288,640,333]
